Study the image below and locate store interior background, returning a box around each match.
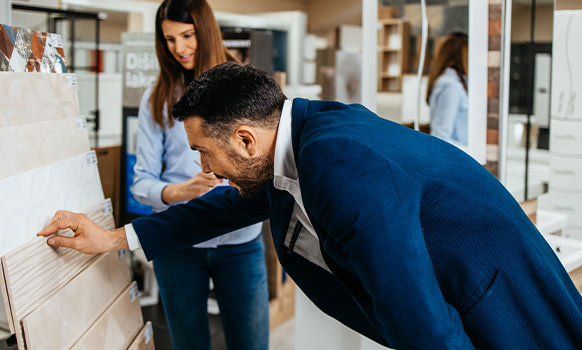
[1,0,581,349]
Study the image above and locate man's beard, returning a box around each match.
[226,149,274,198]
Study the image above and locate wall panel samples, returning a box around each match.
[0,200,115,349]
[1,200,114,326]
[22,251,131,350]
[0,115,90,179]
[71,282,144,350]
[0,24,151,349]
[0,72,80,126]
[128,322,155,350]
[0,151,104,257]
[0,24,66,73]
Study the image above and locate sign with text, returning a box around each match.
[121,32,159,108]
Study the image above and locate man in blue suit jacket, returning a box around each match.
[40,63,582,349]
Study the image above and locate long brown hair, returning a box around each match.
[426,32,468,104]
[150,0,235,129]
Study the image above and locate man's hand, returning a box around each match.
[162,172,222,204]
[37,210,129,254]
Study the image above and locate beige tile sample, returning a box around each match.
[71,282,144,350]
[0,72,80,127]
[0,115,90,179]
[0,199,114,349]
[0,151,105,257]
[128,322,155,350]
[22,250,131,350]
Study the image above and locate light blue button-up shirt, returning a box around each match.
[428,67,468,146]
[130,86,261,248]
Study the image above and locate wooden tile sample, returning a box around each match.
[0,262,13,332]
[0,115,90,179]
[0,199,114,349]
[0,72,79,127]
[0,151,104,257]
[128,322,155,350]
[22,251,131,350]
[71,282,144,350]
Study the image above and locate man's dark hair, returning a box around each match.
[172,62,287,140]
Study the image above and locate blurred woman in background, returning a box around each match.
[426,32,468,146]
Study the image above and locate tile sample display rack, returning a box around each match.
[0,29,151,347]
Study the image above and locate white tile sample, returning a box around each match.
[0,115,90,179]
[0,151,104,257]
[0,72,80,127]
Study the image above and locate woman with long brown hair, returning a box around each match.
[130,0,268,348]
[426,32,468,146]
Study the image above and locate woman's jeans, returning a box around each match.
[153,235,269,350]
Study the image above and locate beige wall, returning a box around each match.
[305,0,361,34]
[511,4,553,42]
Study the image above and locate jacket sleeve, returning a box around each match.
[299,139,474,349]
[132,186,270,260]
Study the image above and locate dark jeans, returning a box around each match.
[153,235,269,350]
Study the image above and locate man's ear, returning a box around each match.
[232,125,259,157]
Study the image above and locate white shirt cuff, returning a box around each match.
[124,223,141,251]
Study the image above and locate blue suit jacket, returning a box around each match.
[133,98,582,349]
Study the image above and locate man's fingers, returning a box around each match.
[37,211,81,237]
[47,236,78,250]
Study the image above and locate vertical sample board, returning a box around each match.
[0,151,104,257]
[0,72,79,126]
[71,282,144,350]
[0,115,90,179]
[0,200,115,349]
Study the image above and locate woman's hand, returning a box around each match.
[162,172,222,204]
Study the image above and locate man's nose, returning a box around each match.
[200,154,212,173]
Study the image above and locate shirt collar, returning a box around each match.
[273,100,296,181]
